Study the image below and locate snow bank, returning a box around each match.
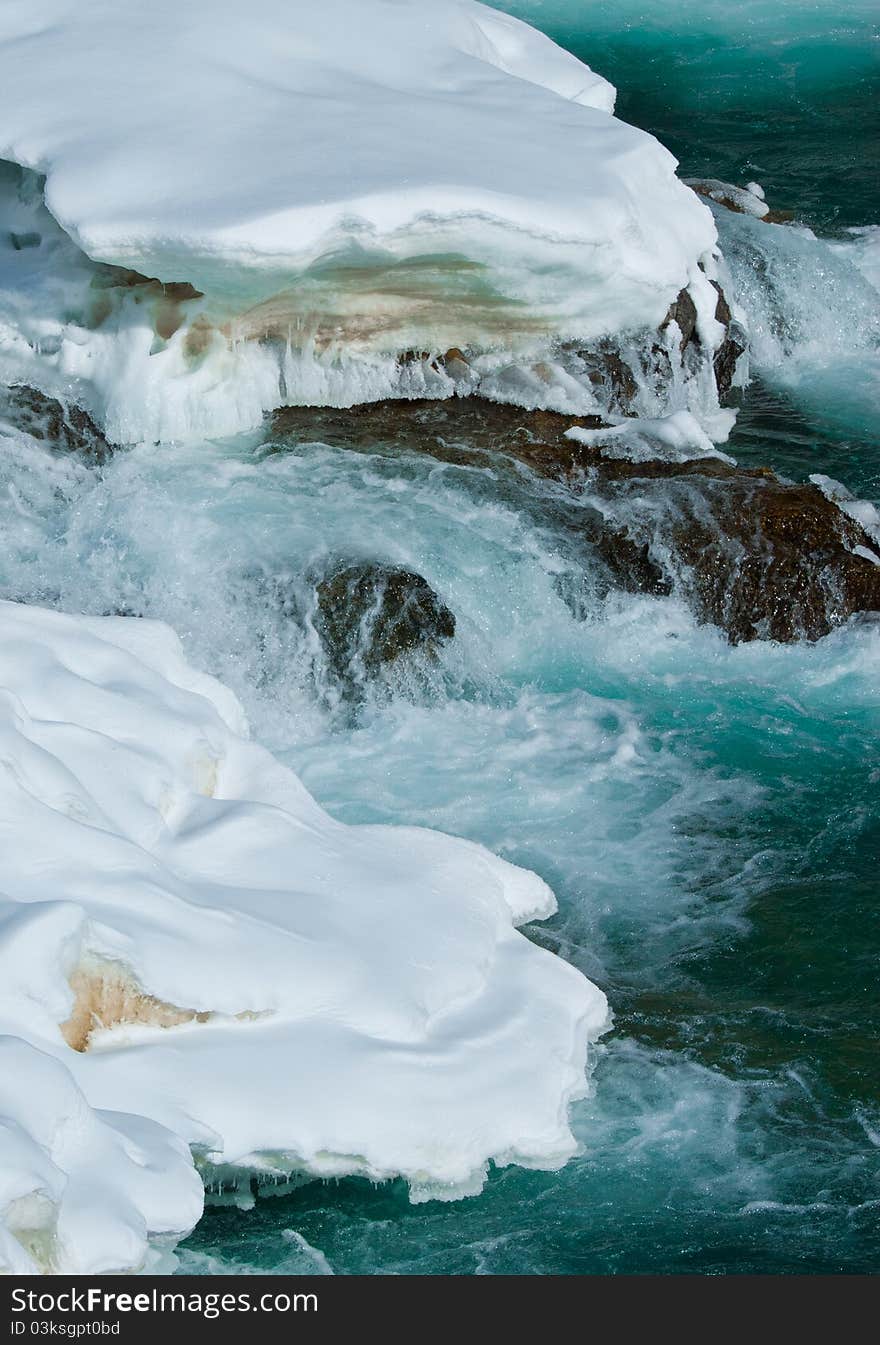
[0,0,718,440]
[0,1038,201,1275]
[0,600,608,1273]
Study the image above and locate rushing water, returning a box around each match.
[2,2,879,1274]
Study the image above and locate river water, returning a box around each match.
[1,0,877,1274]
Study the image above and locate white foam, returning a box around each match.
[716,205,880,439]
[829,226,880,294]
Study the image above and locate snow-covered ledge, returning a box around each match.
[0,0,723,443]
[0,601,608,1274]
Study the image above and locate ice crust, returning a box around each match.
[565,408,737,463]
[0,600,608,1273]
[0,0,719,441]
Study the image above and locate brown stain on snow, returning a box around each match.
[60,963,265,1052]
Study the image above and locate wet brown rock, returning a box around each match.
[687,179,771,219]
[397,349,433,366]
[660,288,699,352]
[707,279,745,397]
[315,562,456,681]
[763,209,795,226]
[5,384,110,462]
[272,399,880,644]
[710,281,732,327]
[572,343,640,412]
[658,282,743,398]
[598,471,880,643]
[713,336,745,400]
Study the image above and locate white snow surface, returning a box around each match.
[0,0,715,353]
[0,1038,201,1275]
[0,600,608,1273]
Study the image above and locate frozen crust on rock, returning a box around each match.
[0,600,609,1272]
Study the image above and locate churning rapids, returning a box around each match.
[0,0,878,1275]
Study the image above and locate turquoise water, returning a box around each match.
[1,2,878,1275]
[495,1,880,230]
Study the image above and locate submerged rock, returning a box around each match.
[272,400,880,644]
[4,384,110,462]
[315,563,456,683]
[251,557,456,696]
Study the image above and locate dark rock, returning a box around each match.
[272,399,607,485]
[5,385,110,462]
[660,288,698,352]
[709,280,732,327]
[592,528,672,599]
[271,399,880,644]
[397,349,433,367]
[707,279,745,398]
[573,344,639,413]
[659,282,742,400]
[9,230,41,250]
[598,472,880,643]
[763,209,795,225]
[314,562,455,682]
[713,333,746,400]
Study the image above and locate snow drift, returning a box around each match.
[0,0,721,441]
[0,600,608,1273]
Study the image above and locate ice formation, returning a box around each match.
[0,0,721,442]
[565,408,736,463]
[0,600,608,1273]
